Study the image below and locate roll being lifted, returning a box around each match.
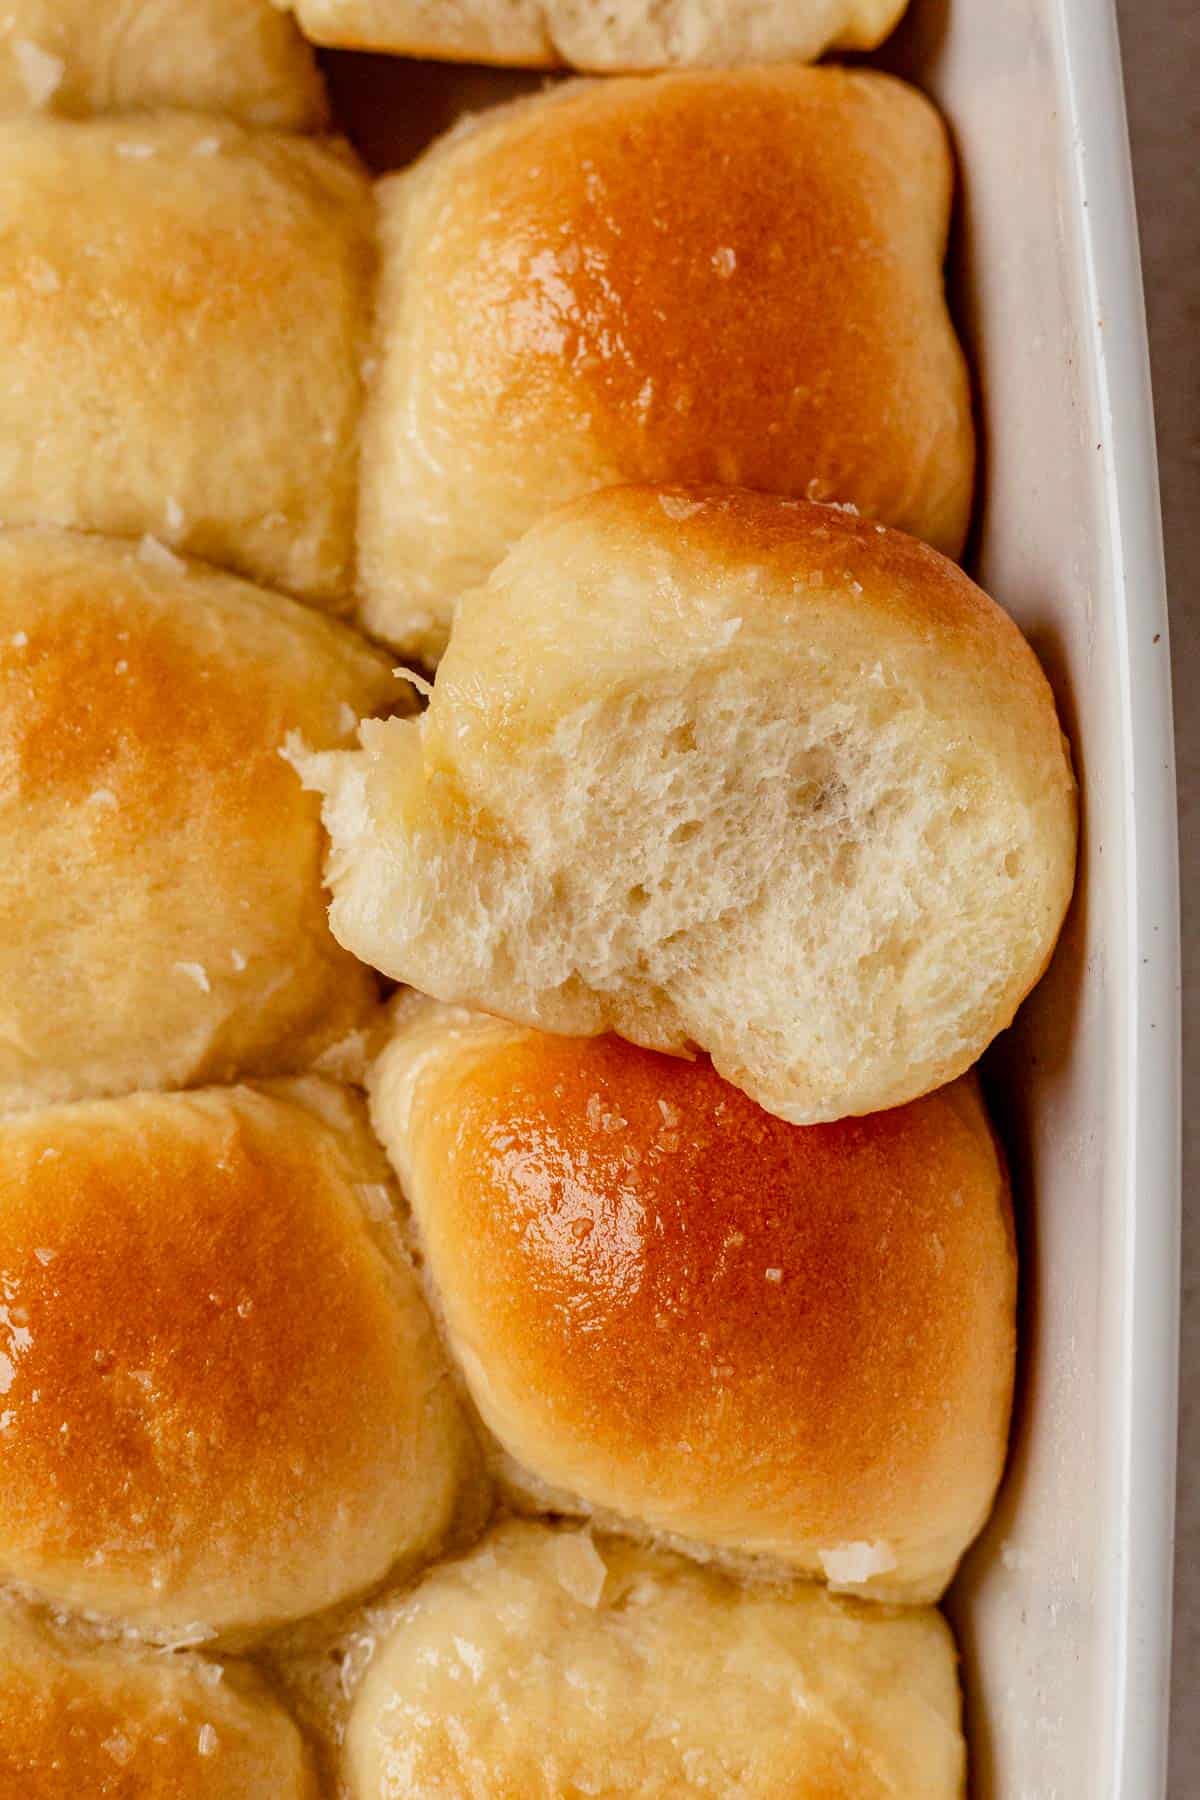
[284,0,907,73]
[301,487,1077,1126]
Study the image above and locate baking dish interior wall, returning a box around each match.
[883,2,1155,1795]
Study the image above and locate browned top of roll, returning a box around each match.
[0,1080,471,1639]
[372,1004,1017,1599]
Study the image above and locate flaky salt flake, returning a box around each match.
[356,1183,393,1223]
[13,39,63,107]
[764,1267,783,1283]
[711,246,737,277]
[818,1540,897,1584]
[548,1531,608,1608]
[102,1732,133,1766]
[453,1636,484,1678]
[173,961,210,994]
[9,631,26,648]
[197,1724,219,1757]
[34,1247,56,1265]
[87,787,118,810]
[657,493,703,522]
[394,664,433,699]
[230,949,247,973]
[139,534,186,577]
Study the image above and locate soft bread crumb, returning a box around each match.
[172,961,211,994]
[547,1531,608,1607]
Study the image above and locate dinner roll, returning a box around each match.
[305,487,1077,1125]
[0,1079,473,1639]
[344,1520,966,1797]
[369,1000,1017,1602]
[357,66,972,658]
[0,1,326,128]
[0,528,392,1113]
[0,1598,317,1797]
[285,0,905,70]
[0,115,372,605]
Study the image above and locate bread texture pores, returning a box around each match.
[285,0,906,69]
[0,1598,318,1797]
[0,115,373,605]
[368,1000,1017,1603]
[344,1520,966,1797]
[303,487,1077,1126]
[0,1,327,127]
[0,1080,473,1640]
[0,529,395,1112]
[357,66,973,658]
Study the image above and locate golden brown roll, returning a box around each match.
[0,115,372,606]
[302,487,1077,1126]
[0,1597,317,1797]
[0,1,327,127]
[357,66,973,658]
[0,1079,474,1640]
[285,0,906,70]
[344,1520,966,1797]
[368,1000,1017,1603]
[0,528,392,1112]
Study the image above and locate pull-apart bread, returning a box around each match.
[0,1080,473,1643]
[283,0,907,71]
[0,529,393,1112]
[0,1597,318,1797]
[301,487,1077,1125]
[344,1520,965,1798]
[369,1001,1016,1603]
[0,114,372,605]
[357,65,973,659]
[0,0,327,128]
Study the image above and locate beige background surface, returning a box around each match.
[1116,0,1200,1788]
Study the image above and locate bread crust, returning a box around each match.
[358,67,974,658]
[370,1001,1017,1602]
[345,1520,966,1797]
[0,1080,473,1639]
[0,528,395,1112]
[0,1598,319,1797]
[0,0,327,128]
[0,115,372,605]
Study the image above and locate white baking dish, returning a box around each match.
[326,1,1180,1789]
[884,4,1181,1795]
